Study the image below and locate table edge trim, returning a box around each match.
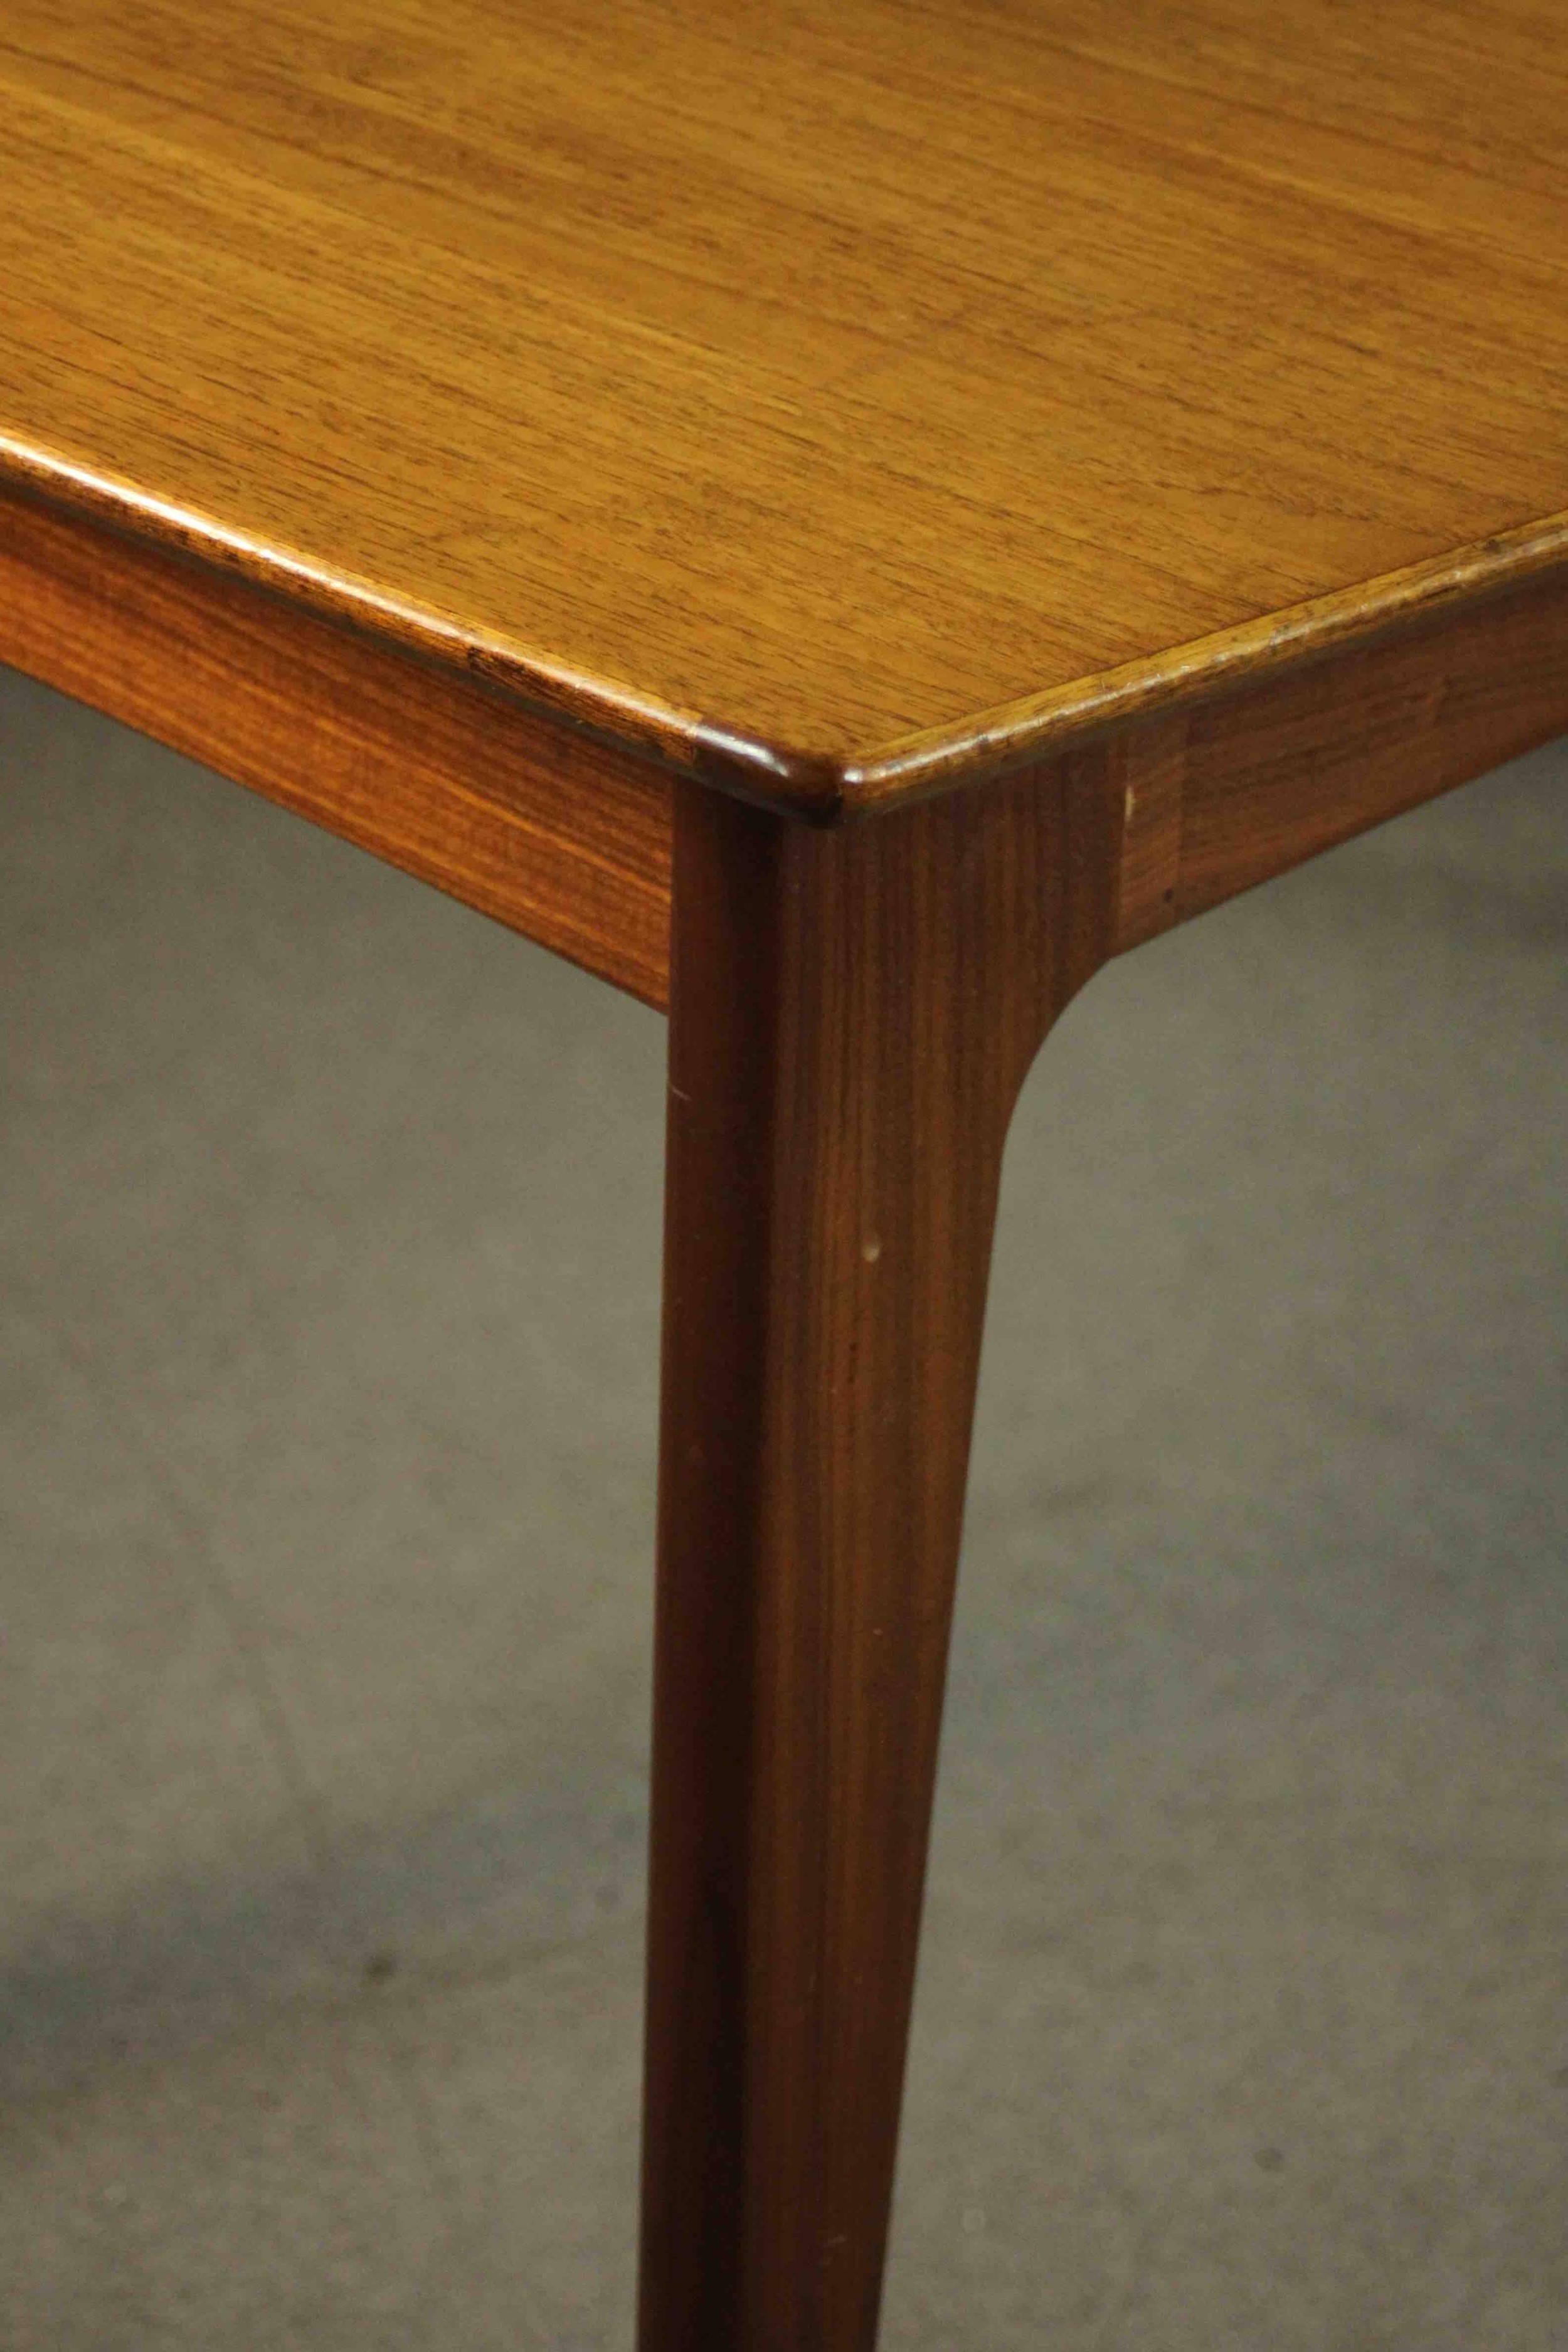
[6,430,1564,825]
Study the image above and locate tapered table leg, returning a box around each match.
[637,765,1118,2352]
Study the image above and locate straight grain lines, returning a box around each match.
[9,418,1567,827]
[0,33,474,240]
[0,429,712,773]
[0,43,935,402]
[996,24,1568,262]
[1066,347,1539,511]
[1215,146,1568,280]
[31,327,321,461]
[0,65,657,371]
[25,350,421,554]
[6,0,1566,817]
[825,22,1565,283]
[842,512,1568,810]
[803,297,989,403]
[744,404,1210,614]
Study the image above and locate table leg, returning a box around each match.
[637,765,1116,2349]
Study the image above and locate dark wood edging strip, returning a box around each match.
[1110,558,1568,956]
[0,469,673,1006]
[0,430,712,776]
[5,430,1567,828]
[840,512,1568,815]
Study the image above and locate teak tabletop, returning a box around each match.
[3,3,1565,2345]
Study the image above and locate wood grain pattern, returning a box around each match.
[637,553,1568,2349]
[641,763,1118,2352]
[3,17,1563,2352]
[1111,724,1188,954]
[1110,564,1568,955]
[7,443,1559,1012]
[0,477,672,1005]
[2,0,1565,811]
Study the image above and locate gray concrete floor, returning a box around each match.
[1,662,1565,2348]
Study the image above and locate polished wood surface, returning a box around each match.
[0,477,673,1004]
[643,761,1117,2351]
[637,563,1568,2350]
[3,0,1566,811]
[5,11,1565,2348]
[6,462,1562,1012]
[1111,567,1568,953]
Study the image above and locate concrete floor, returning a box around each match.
[1,662,1565,2348]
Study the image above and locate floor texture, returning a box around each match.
[2,664,1565,2348]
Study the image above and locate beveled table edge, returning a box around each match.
[6,429,1566,827]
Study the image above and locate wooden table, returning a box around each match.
[3,4,1565,2344]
